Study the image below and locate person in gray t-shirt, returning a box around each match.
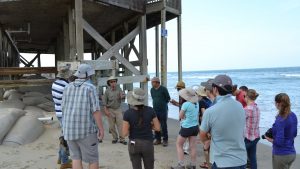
[200,75,247,169]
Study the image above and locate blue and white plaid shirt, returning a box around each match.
[62,79,100,140]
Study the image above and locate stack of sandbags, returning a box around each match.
[3,89,23,101]
[21,92,55,112]
[0,99,26,110]
[2,106,46,146]
[0,108,26,144]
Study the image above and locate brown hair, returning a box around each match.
[247,89,259,101]
[275,93,291,118]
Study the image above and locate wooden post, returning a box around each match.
[63,18,70,61]
[139,15,148,105]
[177,16,182,82]
[68,6,76,61]
[0,28,3,68]
[160,3,167,87]
[155,25,159,78]
[123,22,133,91]
[37,53,41,68]
[74,0,84,61]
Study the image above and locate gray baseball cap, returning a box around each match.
[212,75,233,92]
[201,79,213,91]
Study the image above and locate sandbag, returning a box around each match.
[22,96,50,106]
[18,85,52,95]
[23,92,45,98]
[45,94,54,101]
[37,101,55,112]
[0,99,26,110]
[3,89,21,100]
[2,113,45,146]
[0,108,26,143]
[24,106,46,118]
[7,92,23,101]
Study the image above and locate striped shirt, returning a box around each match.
[62,79,100,141]
[244,102,260,141]
[52,79,69,118]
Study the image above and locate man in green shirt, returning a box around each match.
[151,77,171,147]
[103,76,127,145]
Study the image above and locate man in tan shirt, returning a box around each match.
[103,76,127,145]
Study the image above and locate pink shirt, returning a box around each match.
[244,102,260,141]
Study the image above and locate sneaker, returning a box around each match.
[112,139,118,144]
[171,164,185,169]
[153,140,162,145]
[119,140,127,145]
[60,161,72,169]
[162,141,168,147]
[184,151,189,155]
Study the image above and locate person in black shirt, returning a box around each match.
[122,88,160,169]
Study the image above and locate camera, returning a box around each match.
[261,128,273,139]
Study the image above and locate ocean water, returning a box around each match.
[147,67,300,152]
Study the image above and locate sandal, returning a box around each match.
[199,162,209,168]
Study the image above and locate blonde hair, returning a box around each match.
[247,89,259,101]
[275,93,291,118]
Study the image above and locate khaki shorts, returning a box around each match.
[67,133,99,164]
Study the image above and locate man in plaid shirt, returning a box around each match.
[62,64,104,169]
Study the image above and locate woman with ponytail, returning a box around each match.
[265,93,298,169]
[122,88,160,169]
[244,89,260,169]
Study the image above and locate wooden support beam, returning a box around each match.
[99,26,140,60]
[81,60,118,71]
[0,79,54,88]
[139,15,149,104]
[177,16,182,81]
[0,67,57,76]
[97,75,149,86]
[161,6,168,87]
[155,25,159,77]
[74,0,84,61]
[83,19,141,75]
[63,18,70,61]
[68,7,76,61]
[0,28,3,68]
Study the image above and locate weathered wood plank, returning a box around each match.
[0,79,54,88]
[81,60,118,70]
[97,75,149,86]
[75,0,84,61]
[0,67,57,76]
[83,19,141,75]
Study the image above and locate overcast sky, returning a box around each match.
[23,0,300,72]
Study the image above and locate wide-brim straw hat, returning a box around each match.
[196,86,207,97]
[107,76,118,83]
[127,88,146,106]
[179,88,198,103]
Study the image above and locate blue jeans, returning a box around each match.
[212,163,246,169]
[245,138,260,169]
[57,117,69,164]
[154,111,168,141]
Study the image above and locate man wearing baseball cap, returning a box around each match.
[150,77,171,147]
[62,64,105,169]
[199,75,247,169]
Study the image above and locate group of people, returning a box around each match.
[52,63,298,169]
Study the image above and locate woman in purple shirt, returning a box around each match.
[265,93,298,169]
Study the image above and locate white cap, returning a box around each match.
[74,64,95,78]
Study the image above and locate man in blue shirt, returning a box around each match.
[200,75,247,169]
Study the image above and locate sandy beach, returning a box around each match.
[0,116,299,169]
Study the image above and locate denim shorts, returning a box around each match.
[179,126,199,138]
[67,133,99,164]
